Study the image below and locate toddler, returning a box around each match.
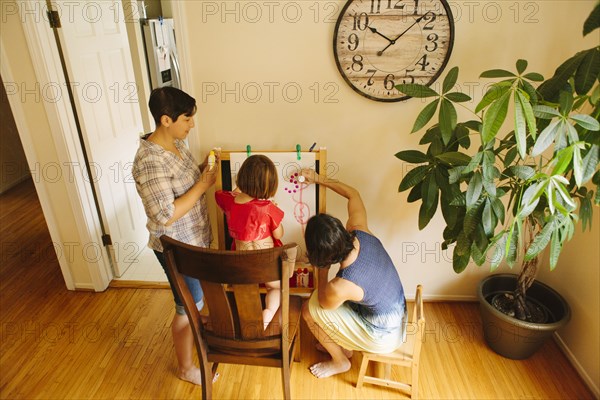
[215,155,285,326]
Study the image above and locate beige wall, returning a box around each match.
[178,0,599,393]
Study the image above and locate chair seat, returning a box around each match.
[362,331,415,365]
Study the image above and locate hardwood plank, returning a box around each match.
[0,179,594,399]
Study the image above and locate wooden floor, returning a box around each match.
[0,179,594,399]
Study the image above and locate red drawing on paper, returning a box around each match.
[284,172,311,231]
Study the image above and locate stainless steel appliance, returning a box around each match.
[141,17,181,89]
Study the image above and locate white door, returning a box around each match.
[51,0,157,277]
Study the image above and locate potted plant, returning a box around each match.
[395,5,599,359]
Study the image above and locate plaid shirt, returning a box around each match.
[132,135,211,252]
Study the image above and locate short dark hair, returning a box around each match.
[305,214,356,268]
[148,87,196,126]
[236,155,278,199]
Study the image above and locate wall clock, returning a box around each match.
[333,0,455,102]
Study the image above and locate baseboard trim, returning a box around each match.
[109,280,170,289]
[554,332,599,398]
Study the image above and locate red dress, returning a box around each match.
[215,190,284,249]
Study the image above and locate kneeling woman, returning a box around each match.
[300,169,407,379]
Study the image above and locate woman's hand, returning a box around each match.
[200,148,221,172]
[300,168,319,184]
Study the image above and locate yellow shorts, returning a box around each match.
[307,290,406,354]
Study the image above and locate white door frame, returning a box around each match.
[7,0,195,291]
[10,0,110,290]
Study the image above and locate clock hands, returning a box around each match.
[376,11,435,56]
[368,26,394,43]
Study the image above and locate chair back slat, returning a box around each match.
[201,282,237,339]
[231,284,266,339]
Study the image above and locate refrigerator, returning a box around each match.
[141,17,181,90]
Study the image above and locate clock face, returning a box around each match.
[334,0,455,102]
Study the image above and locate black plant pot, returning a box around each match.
[477,274,571,360]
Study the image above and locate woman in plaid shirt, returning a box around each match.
[133,87,217,386]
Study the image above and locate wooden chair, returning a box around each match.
[160,236,301,400]
[356,285,425,399]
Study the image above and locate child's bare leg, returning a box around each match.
[263,280,280,327]
[301,302,351,378]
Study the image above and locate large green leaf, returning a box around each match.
[464,198,484,235]
[395,150,430,163]
[466,171,483,208]
[551,146,574,175]
[419,175,439,229]
[395,84,439,98]
[480,69,516,78]
[571,114,600,131]
[453,248,470,273]
[435,152,472,166]
[509,165,535,180]
[532,120,560,156]
[518,89,537,139]
[411,99,440,133]
[481,90,511,143]
[549,230,562,270]
[398,165,429,192]
[491,197,506,224]
[490,232,507,270]
[575,48,600,95]
[581,145,600,184]
[439,99,457,145]
[482,199,494,236]
[445,92,471,103]
[525,219,555,260]
[523,72,544,82]
[580,195,593,231]
[583,3,600,36]
[514,91,527,159]
[538,51,587,101]
[449,166,465,184]
[573,146,584,187]
[533,105,561,119]
[475,81,512,113]
[443,66,459,93]
[407,182,423,203]
[516,59,528,74]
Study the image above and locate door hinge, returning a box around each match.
[102,234,112,246]
[47,10,61,28]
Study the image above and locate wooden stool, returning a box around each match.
[356,285,425,399]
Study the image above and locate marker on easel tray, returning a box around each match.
[309,142,317,152]
[208,150,216,170]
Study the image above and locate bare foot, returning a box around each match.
[178,368,220,386]
[178,367,202,385]
[309,358,351,378]
[315,342,353,359]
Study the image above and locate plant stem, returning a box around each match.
[514,219,539,320]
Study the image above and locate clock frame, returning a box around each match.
[333,0,455,102]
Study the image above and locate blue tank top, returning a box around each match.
[336,230,405,318]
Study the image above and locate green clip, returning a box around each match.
[296,144,301,160]
[246,145,251,157]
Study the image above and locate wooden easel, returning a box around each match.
[215,148,327,294]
